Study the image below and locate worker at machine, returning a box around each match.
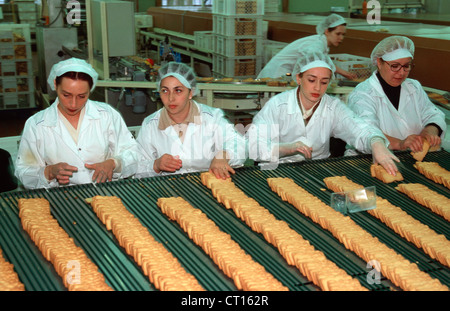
[135,62,246,179]
[15,58,140,189]
[247,49,399,176]
[257,13,356,80]
[347,36,446,153]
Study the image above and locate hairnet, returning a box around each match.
[47,58,98,91]
[293,49,336,77]
[370,36,415,66]
[316,14,346,35]
[158,62,198,96]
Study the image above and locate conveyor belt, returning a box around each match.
[0,150,449,291]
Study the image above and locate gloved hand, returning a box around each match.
[371,137,400,176]
[277,140,313,159]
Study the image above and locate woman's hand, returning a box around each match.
[154,154,182,173]
[421,125,441,148]
[209,151,235,180]
[45,162,78,185]
[342,71,358,81]
[293,141,313,159]
[399,134,423,153]
[372,140,400,176]
[277,141,313,159]
[85,159,116,183]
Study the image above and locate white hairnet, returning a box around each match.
[293,49,336,77]
[370,36,415,66]
[158,62,198,96]
[47,58,98,91]
[316,14,346,35]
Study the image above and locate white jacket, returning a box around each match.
[258,34,329,79]
[246,87,387,163]
[136,101,246,178]
[15,99,140,189]
[348,72,446,140]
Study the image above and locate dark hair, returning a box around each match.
[55,71,93,90]
[328,23,347,32]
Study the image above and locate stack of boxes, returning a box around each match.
[264,0,279,13]
[212,0,265,79]
[0,24,35,110]
[16,0,38,33]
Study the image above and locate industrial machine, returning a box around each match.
[36,0,79,96]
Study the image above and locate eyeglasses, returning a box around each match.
[384,61,415,72]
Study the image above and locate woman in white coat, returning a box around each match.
[247,50,400,176]
[257,14,355,80]
[348,36,446,153]
[15,58,140,189]
[136,62,246,179]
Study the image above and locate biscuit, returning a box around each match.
[271,176,449,291]
[370,164,404,183]
[411,139,430,161]
[90,196,204,291]
[18,198,113,291]
[201,173,367,291]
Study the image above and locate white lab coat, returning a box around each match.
[258,34,329,79]
[348,72,447,141]
[135,101,246,178]
[246,87,387,164]
[15,99,140,189]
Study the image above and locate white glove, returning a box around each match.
[371,137,400,176]
[276,139,313,159]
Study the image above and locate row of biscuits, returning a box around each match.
[200,172,367,291]
[370,163,404,183]
[270,177,448,291]
[89,196,204,291]
[157,196,288,291]
[18,198,113,291]
[414,162,450,189]
[0,247,25,291]
[324,176,450,269]
[396,183,450,222]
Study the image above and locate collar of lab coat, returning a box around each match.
[286,87,303,115]
[41,99,101,127]
[367,71,415,99]
[158,100,201,130]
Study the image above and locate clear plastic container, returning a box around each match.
[330,186,377,215]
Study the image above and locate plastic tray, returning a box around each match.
[213,0,264,15]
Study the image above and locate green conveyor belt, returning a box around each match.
[0,150,449,291]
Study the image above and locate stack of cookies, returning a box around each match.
[414,162,450,189]
[157,196,288,291]
[200,172,367,291]
[0,248,25,291]
[89,196,204,291]
[18,198,113,291]
[271,177,448,291]
[396,183,450,221]
[324,176,450,271]
[370,164,404,183]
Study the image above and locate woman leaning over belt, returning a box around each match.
[247,49,399,176]
[347,36,446,153]
[257,14,356,80]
